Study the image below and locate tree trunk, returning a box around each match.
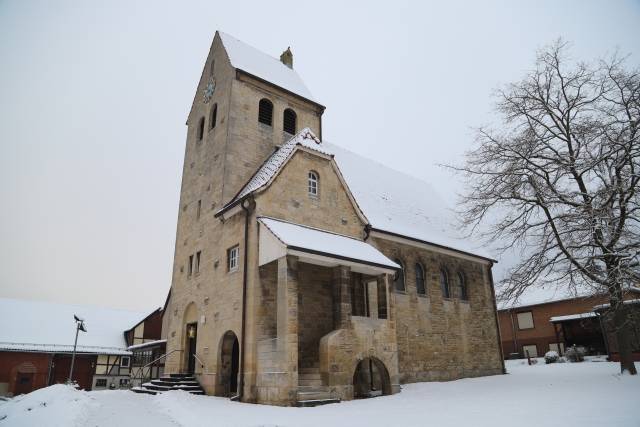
[613,305,637,375]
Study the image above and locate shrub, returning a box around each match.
[544,350,560,364]
[565,345,586,362]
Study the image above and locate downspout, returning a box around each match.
[488,265,507,374]
[510,310,518,356]
[238,197,253,400]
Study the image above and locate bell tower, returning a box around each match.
[163,31,324,376]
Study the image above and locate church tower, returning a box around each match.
[162,31,324,392]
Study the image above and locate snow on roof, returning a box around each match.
[0,298,149,354]
[326,142,493,260]
[550,312,597,323]
[259,217,399,270]
[0,342,132,355]
[127,339,167,351]
[594,298,640,311]
[219,32,316,102]
[222,128,331,208]
[222,133,493,261]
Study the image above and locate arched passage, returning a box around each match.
[218,330,240,397]
[352,357,392,398]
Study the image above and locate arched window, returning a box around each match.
[415,263,426,295]
[258,98,273,126]
[210,104,217,129]
[393,259,405,292]
[457,272,468,300]
[308,171,318,197]
[197,117,205,141]
[283,108,296,134]
[209,60,215,76]
[440,268,450,299]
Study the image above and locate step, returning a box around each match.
[298,378,323,387]
[133,372,205,396]
[298,372,321,380]
[297,390,333,401]
[297,398,340,407]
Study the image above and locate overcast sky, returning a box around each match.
[1,1,639,312]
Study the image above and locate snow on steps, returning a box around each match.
[132,373,205,396]
[296,367,340,407]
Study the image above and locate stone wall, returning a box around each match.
[368,235,504,382]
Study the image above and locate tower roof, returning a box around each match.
[219,32,316,102]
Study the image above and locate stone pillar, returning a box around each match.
[277,255,298,404]
[332,266,352,329]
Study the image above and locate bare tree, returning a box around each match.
[452,40,639,374]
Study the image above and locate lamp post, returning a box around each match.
[67,315,87,385]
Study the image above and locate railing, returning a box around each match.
[131,349,183,388]
[193,353,205,371]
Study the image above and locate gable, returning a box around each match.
[255,149,366,239]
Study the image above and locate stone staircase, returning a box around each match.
[296,366,340,407]
[131,373,205,396]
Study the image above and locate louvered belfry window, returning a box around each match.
[283,108,296,134]
[258,98,273,126]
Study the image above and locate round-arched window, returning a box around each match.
[308,171,319,197]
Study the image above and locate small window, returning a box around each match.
[457,272,468,300]
[210,104,217,129]
[195,251,201,274]
[119,378,129,386]
[517,311,534,330]
[95,379,107,388]
[197,117,205,141]
[209,60,215,76]
[283,108,296,134]
[393,259,405,292]
[188,255,194,276]
[228,245,239,272]
[196,200,201,220]
[308,171,318,197]
[440,268,450,299]
[120,356,130,368]
[258,98,273,126]
[415,263,426,295]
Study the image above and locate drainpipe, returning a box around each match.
[510,310,518,356]
[488,265,506,374]
[238,197,253,400]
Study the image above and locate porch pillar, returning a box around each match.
[277,255,298,403]
[332,265,352,329]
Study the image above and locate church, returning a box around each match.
[159,31,505,406]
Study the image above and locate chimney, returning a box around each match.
[280,47,293,69]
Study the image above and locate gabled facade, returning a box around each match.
[161,31,504,406]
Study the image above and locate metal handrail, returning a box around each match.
[131,349,183,387]
[193,353,205,370]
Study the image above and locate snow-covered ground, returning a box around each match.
[1,359,637,427]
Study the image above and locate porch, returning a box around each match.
[254,217,401,405]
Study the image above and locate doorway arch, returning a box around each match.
[352,357,392,398]
[182,302,199,373]
[218,330,240,397]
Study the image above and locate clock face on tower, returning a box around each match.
[203,77,216,103]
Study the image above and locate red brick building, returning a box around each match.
[497,290,640,359]
[0,298,159,396]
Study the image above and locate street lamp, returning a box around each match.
[67,315,87,385]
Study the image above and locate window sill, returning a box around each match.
[417,293,428,299]
[228,268,239,275]
[394,290,407,295]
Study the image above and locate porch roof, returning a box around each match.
[258,217,400,274]
[550,312,598,323]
